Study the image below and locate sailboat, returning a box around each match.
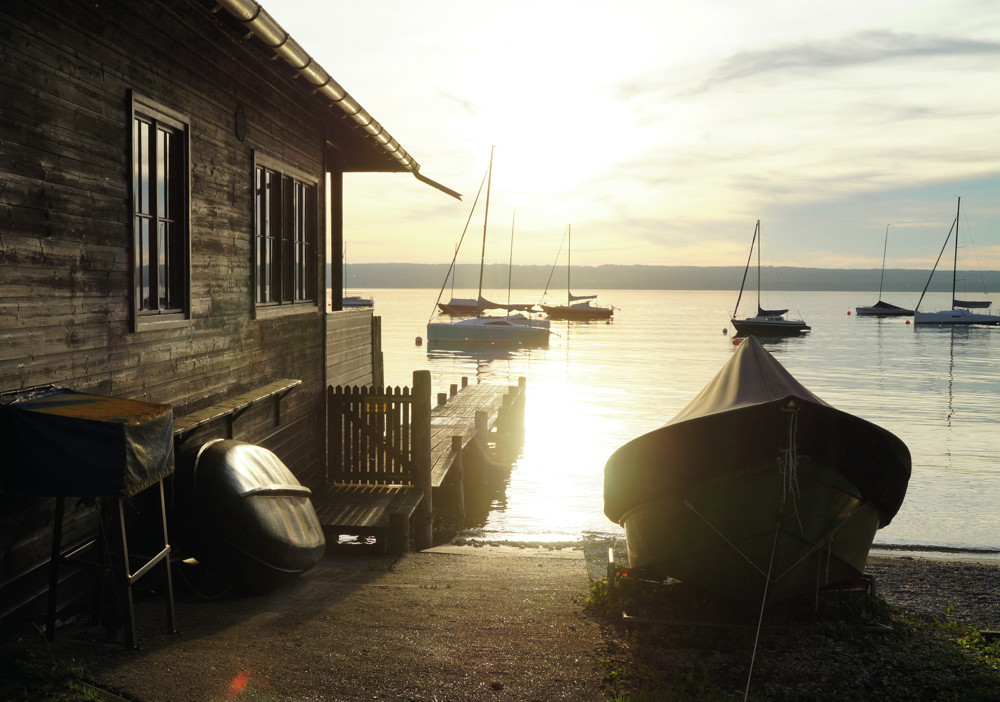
[730,220,809,336]
[434,161,537,317]
[427,148,550,345]
[855,224,912,316]
[914,197,1000,325]
[538,225,614,321]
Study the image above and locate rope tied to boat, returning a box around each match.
[682,498,768,578]
[778,401,805,536]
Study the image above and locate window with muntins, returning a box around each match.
[132,95,189,323]
[254,161,317,307]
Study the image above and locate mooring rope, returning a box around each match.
[778,403,804,536]
[772,502,862,584]
[745,519,782,701]
[682,499,768,578]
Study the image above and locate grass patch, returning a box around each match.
[586,569,1000,701]
[0,646,103,702]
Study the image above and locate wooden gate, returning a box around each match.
[327,384,415,484]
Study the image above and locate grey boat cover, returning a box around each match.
[604,336,910,526]
[0,387,174,497]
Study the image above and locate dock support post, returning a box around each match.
[412,370,434,550]
[465,410,489,509]
[450,435,466,526]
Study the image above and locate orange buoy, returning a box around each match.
[847,310,852,315]
[415,336,423,346]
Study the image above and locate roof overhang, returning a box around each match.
[211,0,460,199]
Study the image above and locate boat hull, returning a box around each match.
[342,295,374,308]
[540,303,613,320]
[426,318,550,344]
[731,317,810,335]
[172,440,325,587]
[620,459,882,605]
[913,309,1000,325]
[855,306,912,316]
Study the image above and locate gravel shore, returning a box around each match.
[5,540,1000,701]
[865,554,1000,629]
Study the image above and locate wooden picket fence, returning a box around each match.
[327,383,420,485]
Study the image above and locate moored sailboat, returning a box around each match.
[427,148,549,345]
[855,224,913,316]
[538,225,614,321]
[730,220,809,335]
[603,335,911,606]
[914,197,1000,325]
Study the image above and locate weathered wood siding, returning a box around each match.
[0,0,378,624]
[327,310,380,388]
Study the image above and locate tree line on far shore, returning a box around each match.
[337,263,1000,293]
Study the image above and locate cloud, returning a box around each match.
[704,30,1000,88]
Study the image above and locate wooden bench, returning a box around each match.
[172,379,302,438]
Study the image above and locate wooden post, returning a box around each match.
[450,435,465,526]
[461,376,468,389]
[497,393,514,462]
[411,370,433,550]
[437,392,447,406]
[450,383,458,397]
[465,410,489,507]
[474,410,489,453]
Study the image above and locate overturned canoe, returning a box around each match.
[604,336,911,606]
[172,439,325,586]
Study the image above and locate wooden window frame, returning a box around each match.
[253,152,319,319]
[130,91,191,331]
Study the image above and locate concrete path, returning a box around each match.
[42,544,608,701]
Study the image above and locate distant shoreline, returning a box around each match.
[339,263,1000,293]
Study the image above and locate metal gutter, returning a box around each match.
[213,0,460,199]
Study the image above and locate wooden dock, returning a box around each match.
[314,371,526,553]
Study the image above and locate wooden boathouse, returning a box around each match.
[0,0,470,632]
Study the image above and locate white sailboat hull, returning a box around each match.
[914,309,1000,325]
[427,315,550,344]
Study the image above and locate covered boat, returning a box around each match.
[171,439,325,587]
[604,336,910,606]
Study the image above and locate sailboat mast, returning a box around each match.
[952,197,960,304]
[755,220,761,312]
[878,224,890,299]
[508,210,515,308]
[732,219,758,319]
[567,224,572,303]
[477,146,495,308]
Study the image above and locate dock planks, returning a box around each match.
[429,382,509,487]
[317,376,524,552]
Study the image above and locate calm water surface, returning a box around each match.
[370,288,1000,556]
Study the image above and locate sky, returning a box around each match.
[264,0,1000,270]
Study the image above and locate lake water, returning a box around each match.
[367,288,1000,557]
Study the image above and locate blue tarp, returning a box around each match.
[0,387,174,497]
